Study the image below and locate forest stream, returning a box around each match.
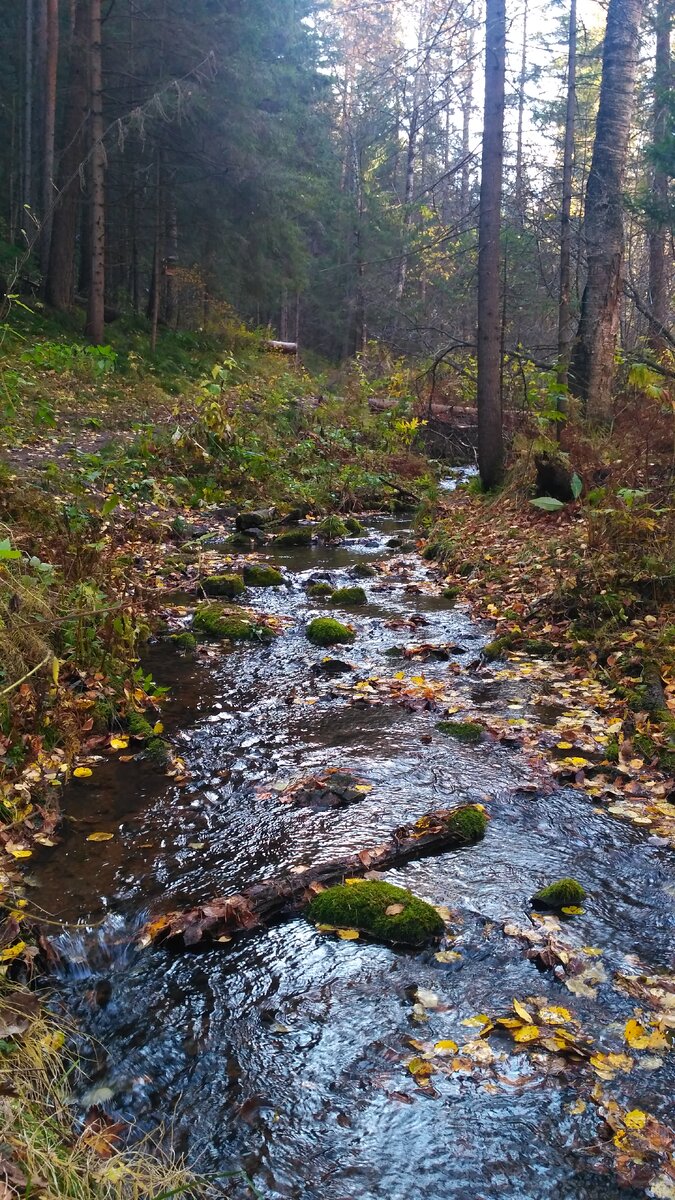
[30,477,674,1200]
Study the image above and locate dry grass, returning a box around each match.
[0,982,216,1200]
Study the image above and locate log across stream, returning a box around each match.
[31,496,675,1200]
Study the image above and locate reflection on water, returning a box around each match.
[35,504,673,1200]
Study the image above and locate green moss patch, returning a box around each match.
[127,711,154,739]
[201,573,246,599]
[243,563,283,588]
[193,603,273,641]
[307,880,444,947]
[273,528,312,547]
[482,634,516,661]
[443,805,488,844]
[436,720,484,744]
[532,878,586,909]
[145,737,171,767]
[307,582,334,598]
[170,631,197,652]
[344,516,365,535]
[307,617,355,646]
[330,586,367,606]
[352,563,377,578]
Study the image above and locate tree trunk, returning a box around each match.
[557,0,577,392]
[23,0,34,218]
[40,0,59,277]
[477,0,506,489]
[515,0,528,224]
[569,0,646,422]
[138,805,486,951]
[647,0,672,346]
[46,0,88,310]
[85,0,105,345]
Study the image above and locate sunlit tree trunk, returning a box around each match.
[515,0,528,224]
[647,0,672,345]
[569,0,645,422]
[85,0,105,344]
[477,0,506,489]
[40,0,59,276]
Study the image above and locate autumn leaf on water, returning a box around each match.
[336,928,359,940]
[86,832,114,842]
[109,737,129,751]
[0,941,27,962]
[73,766,93,778]
[513,1024,540,1043]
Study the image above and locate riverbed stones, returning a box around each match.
[243,563,283,587]
[236,507,276,532]
[193,603,274,641]
[273,527,312,548]
[201,573,246,599]
[532,878,586,909]
[330,586,367,606]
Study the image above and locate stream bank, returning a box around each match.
[25,488,675,1200]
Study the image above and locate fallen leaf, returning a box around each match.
[336,928,359,940]
[623,1108,647,1131]
[73,767,93,778]
[513,1024,540,1043]
[385,903,405,915]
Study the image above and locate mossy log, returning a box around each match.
[140,804,487,950]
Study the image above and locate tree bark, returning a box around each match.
[23,0,34,219]
[557,0,577,391]
[85,0,105,345]
[138,805,486,950]
[569,0,646,422]
[647,0,672,346]
[40,0,59,277]
[477,0,506,489]
[515,0,528,224]
[46,0,88,310]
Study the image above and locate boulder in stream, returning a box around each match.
[532,878,586,910]
[243,563,284,588]
[307,617,355,646]
[330,586,367,606]
[307,880,445,947]
[202,573,246,599]
[236,507,276,531]
[193,603,274,641]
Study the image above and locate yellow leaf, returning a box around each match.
[513,999,533,1023]
[336,928,359,940]
[0,941,26,962]
[496,1017,523,1029]
[7,847,32,859]
[153,722,164,735]
[434,1040,459,1053]
[561,906,585,915]
[623,1108,647,1131]
[385,903,405,915]
[354,784,373,793]
[42,1030,65,1053]
[513,1024,540,1043]
[538,1005,572,1025]
[624,1018,651,1049]
[110,738,129,751]
[86,832,114,842]
[462,1013,491,1028]
[582,946,604,956]
[52,657,60,686]
[435,950,462,963]
[73,767,93,778]
[407,1057,434,1078]
[568,1098,586,1115]
[557,741,574,750]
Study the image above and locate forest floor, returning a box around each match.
[0,307,673,1198]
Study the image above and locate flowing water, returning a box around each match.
[33,483,674,1200]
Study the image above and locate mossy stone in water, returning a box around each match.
[193,603,273,641]
[145,736,171,767]
[243,563,283,588]
[344,516,365,535]
[331,586,367,606]
[532,878,586,909]
[170,631,197,652]
[444,805,488,844]
[436,720,484,744]
[307,582,334,598]
[202,573,246,599]
[352,563,377,578]
[274,527,312,547]
[307,880,444,947]
[443,585,461,600]
[307,617,355,646]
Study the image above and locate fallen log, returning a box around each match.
[139,803,487,950]
[265,339,298,354]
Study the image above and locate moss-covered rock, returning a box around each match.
[127,711,154,739]
[318,515,349,541]
[307,880,444,946]
[193,603,273,642]
[352,563,377,578]
[243,563,283,588]
[436,720,484,744]
[201,573,246,599]
[145,737,171,767]
[344,516,365,535]
[532,878,586,909]
[482,633,516,661]
[442,585,461,600]
[307,617,355,646]
[444,805,488,844]
[273,527,312,548]
[330,586,367,606]
[307,581,334,598]
[170,631,197,652]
